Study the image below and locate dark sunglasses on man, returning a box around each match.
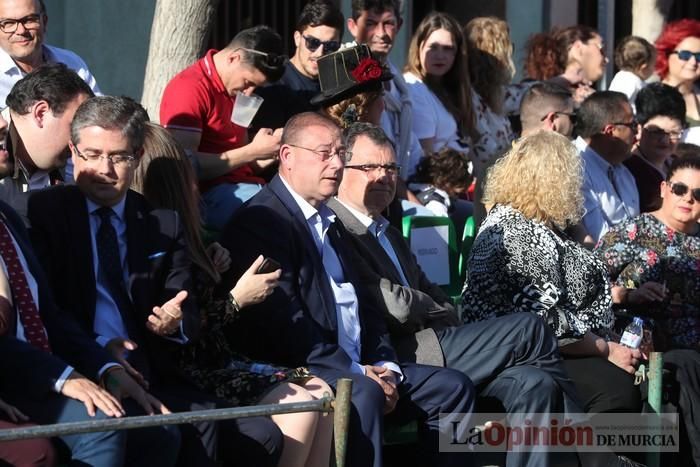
[235,47,288,68]
[302,34,340,54]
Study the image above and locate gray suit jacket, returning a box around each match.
[327,198,459,366]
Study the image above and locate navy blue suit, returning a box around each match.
[0,199,128,467]
[220,175,475,467]
[27,186,282,467]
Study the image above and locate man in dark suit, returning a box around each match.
[328,122,587,467]
[0,198,176,466]
[27,96,283,467]
[220,112,474,467]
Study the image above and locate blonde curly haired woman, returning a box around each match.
[462,131,643,417]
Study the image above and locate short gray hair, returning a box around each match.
[70,96,149,152]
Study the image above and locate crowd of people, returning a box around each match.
[0,0,698,466]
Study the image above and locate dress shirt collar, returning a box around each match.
[0,44,47,77]
[86,195,127,223]
[279,175,336,225]
[334,198,390,237]
[576,136,618,171]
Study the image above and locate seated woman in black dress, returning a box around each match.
[461,130,642,415]
[132,122,333,467]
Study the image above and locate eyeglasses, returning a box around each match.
[345,163,401,176]
[668,181,700,202]
[670,50,700,62]
[74,148,137,167]
[235,47,288,68]
[301,34,340,54]
[287,143,347,162]
[611,119,639,130]
[0,13,42,33]
[643,126,683,142]
[542,111,577,126]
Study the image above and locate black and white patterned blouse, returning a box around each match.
[462,204,615,340]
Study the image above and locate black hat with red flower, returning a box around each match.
[310,44,392,107]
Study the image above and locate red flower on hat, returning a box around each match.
[351,57,382,83]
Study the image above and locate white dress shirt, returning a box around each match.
[280,177,402,378]
[576,137,639,242]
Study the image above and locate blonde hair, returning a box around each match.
[132,122,220,283]
[404,11,476,140]
[323,91,382,128]
[483,131,584,227]
[465,16,515,115]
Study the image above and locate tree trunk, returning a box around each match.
[140,0,220,121]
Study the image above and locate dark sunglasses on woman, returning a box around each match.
[670,50,700,62]
[669,181,700,202]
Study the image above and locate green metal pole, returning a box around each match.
[646,351,663,467]
[332,378,353,467]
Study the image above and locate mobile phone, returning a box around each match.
[257,257,281,274]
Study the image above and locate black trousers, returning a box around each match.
[664,349,700,466]
[437,313,581,467]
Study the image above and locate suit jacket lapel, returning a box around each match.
[328,198,408,288]
[268,176,337,330]
[124,191,150,319]
[65,188,98,325]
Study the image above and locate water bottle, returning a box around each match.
[620,317,644,349]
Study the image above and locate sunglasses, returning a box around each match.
[542,111,577,126]
[235,47,287,67]
[611,119,639,130]
[668,181,700,202]
[302,34,340,54]
[670,50,700,62]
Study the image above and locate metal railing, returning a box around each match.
[0,378,353,467]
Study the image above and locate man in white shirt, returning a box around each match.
[575,90,639,243]
[220,112,474,467]
[0,0,99,107]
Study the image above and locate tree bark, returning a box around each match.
[140,0,220,121]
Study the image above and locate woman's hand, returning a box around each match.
[627,282,667,304]
[230,255,281,309]
[206,242,232,274]
[607,341,642,374]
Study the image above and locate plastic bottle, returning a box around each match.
[619,317,644,349]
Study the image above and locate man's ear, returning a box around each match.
[542,111,557,130]
[347,17,358,39]
[293,30,301,49]
[31,100,50,128]
[278,145,293,168]
[601,124,616,136]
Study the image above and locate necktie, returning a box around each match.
[0,220,51,352]
[94,207,137,339]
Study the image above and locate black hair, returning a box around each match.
[343,121,392,157]
[520,82,573,128]
[297,0,344,32]
[667,154,700,180]
[228,25,285,82]
[350,0,400,20]
[575,91,630,138]
[634,82,686,126]
[6,63,94,116]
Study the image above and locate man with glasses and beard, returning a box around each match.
[160,25,287,230]
[252,0,344,132]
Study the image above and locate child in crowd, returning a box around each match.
[409,148,473,218]
[609,35,656,112]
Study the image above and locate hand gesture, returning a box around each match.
[364,365,399,414]
[249,128,282,159]
[147,291,187,337]
[0,397,28,423]
[61,371,125,417]
[628,282,667,304]
[230,255,281,308]
[105,338,148,388]
[607,341,642,374]
[102,368,170,416]
[207,242,231,274]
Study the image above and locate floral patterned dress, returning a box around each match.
[595,213,700,350]
[462,204,615,342]
[175,270,310,406]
